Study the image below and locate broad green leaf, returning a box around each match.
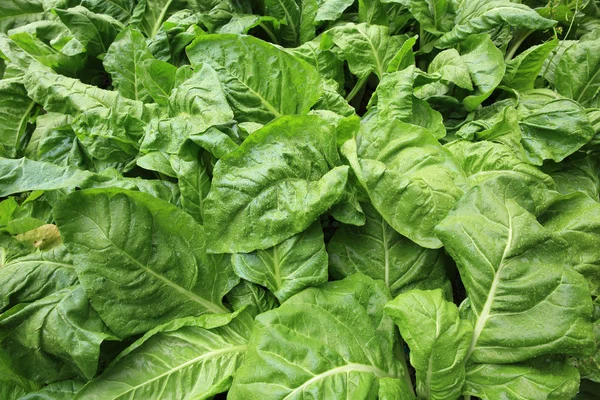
[436,1,556,48]
[328,203,451,297]
[540,39,577,86]
[0,245,77,313]
[389,0,455,35]
[170,143,211,223]
[428,48,473,90]
[378,377,416,400]
[187,34,323,124]
[322,23,407,79]
[502,39,557,92]
[129,0,182,39]
[232,221,328,303]
[80,0,137,24]
[545,153,600,200]
[204,115,348,254]
[291,40,345,90]
[54,189,238,337]
[103,28,154,102]
[555,34,600,107]
[53,6,124,59]
[541,193,600,296]
[25,113,83,167]
[225,280,279,317]
[446,140,556,211]
[385,289,473,400]
[386,35,417,73]
[0,0,45,33]
[20,379,84,400]
[460,34,505,111]
[517,91,595,164]
[73,312,254,400]
[216,14,280,35]
[375,67,446,138]
[138,58,177,106]
[264,0,318,46]
[435,177,595,364]
[0,285,116,383]
[315,0,354,22]
[0,157,180,203]
[229,274,406,400]
[0,380,31,399]
[348,118,466,248]
[464,358,581,400]
[0,79,36,158]
[358,0,388,25]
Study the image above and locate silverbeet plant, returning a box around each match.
[0,0,599,399]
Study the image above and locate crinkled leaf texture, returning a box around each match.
[54,188,238,338]
[204,115,348,254]
[385,289,473,400]
[435,176,595,364]
[73,311,254,400]
[229,273,407,400]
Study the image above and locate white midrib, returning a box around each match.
[424,307,442,399]
[151,0,174,38]
[283,363,396,399]
[108,345,247,398]
[466,207,513,360]
[381,219,390,287]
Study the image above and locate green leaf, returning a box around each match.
[0,79,36,158]
[228,274,406,400]
[53,6,124,59]
[264,0,318,46]
[20,379,84,400]
[0,0,45,33]
[436,0,556,48]
[385,289,473,400]
[435,176,595,364]
[225,280,279,317]
[315,0,354,23]
[464,358,581,400]
[460,34,505,111]
[204,115,348,254]
[445,140,556,211]
[103,28,154,102]
[545,153,600,200]
[130,0,180,39]
[80,0,137,24]
[328,203,451,297]
[347,118,466,248]
[427,48,472,90]
[138,58,177,106]
[322,23,407,79]
[541,193,600,297]
[0,380,31,399]
[0,285,115,383]
[555,34,600,107]
[390,0,455,35]
[170,143,211,223]
[54,188,238,337]
[187,34,323,124]
[517,91,596,164]
[232,221,328,303]
[502,39,557,92]
[72,311,254,400]
[0,245,78,313]
[291,40,345,90]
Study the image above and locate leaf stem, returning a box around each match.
[345,75,368,102]
[505,30,533,61]
[259,23,279,45]
[396,338,416,397]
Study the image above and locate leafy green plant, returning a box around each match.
[0,0,599,399]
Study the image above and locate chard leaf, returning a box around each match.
[541,193,600,297]
[54,188,238,337]
[187,34,322,124]
[0,245,78,313]
[388,0,455,35]
[138,58,177,106]
[435,177,595,364]
[231,221,328,303]
[103,28,154,102]
[228,274,406,400]
[204,115,348,254]
[555,33,600,107]
[0,0,45,33]
[73,311,254,400]
[80,0,137,24]
[348,118,466,248]
[427,48,473,90]
[0,79,36,158]
[322,23,408,79]
[53,6,124,59]
[464,358,581,400]
[436,0,555,48]
[385,289,473,400]
[328,203,451,297]
[0,285,116,383]
[502,39,557,92]
[20,379,84,400]
[225,280,279,317]
[264,0,318,46]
